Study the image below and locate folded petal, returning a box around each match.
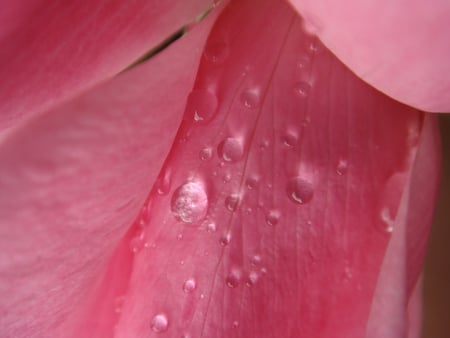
[0,0,212,134]
[288,0,450,112]
[0,6,221,336]
[106,0,440,337]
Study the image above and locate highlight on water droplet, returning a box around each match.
[287,177,314,204]
[171,182,208,224]
[225,194,240,212]
[380,207,395,233]
[336,158,349,176]
[186,89,218,123]
[225,270,241,288]
[293,81,311,98]
[219,232,231,246]
[204,40,228,64]
[217,137,244,162]
[240,88,261,109]
[199,147,213,161]
[182,278,197,293]
[150,313,169,333]
[265,209,280,226]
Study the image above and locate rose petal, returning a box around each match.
[0,0,212,134]
[109,0,440,337]
[288,0,450,112]
[0,6,220,336]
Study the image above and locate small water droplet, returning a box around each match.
[240,88,261,109]
[155,168,172,195]
[171,182,208,223]
[297,55,311,69]
[380,207,394,233]
[206,222,217,233]
[259,139,270,150]
[218,138,244,162]
[265,209,280,226]
[260,267,268,275]
[336,159,349,176]
[130,230,145,253]
[293,81,311,98]
[251,254,262,266]
[281,129,299,147]
[199,147,213,161]
[200,293,205,299]
[204,40,228,64]
[187,89,218,123]
[245,271,259,287]
[223,173,232,183]
[245,176,259,190]
[219,232,231,246]
[176,233,183,241]
[151,313,169,333]
[225,194,240,211]
[232,320,239,329]
[287,177,314,204]
[182,278,197,293]
[180,260,185,265]
[225,270,241,288]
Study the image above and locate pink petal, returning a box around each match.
[0,7,221,337]
[105,0,439,337]
[0,0,212,134]
[288,0,450,112]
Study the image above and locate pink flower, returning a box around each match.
[0,0,447,337]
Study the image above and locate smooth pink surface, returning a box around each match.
[0,0,442,337]
[289,0,450,112]
[0,0,211,134]
[0,9,218,336]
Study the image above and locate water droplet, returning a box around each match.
[297,55,311,69]
[151,313,169,333]
[265,209,280,226]
[200,293,205,299]
[176,233,183,241]
[232,321,239,328]
[336,159,349,176]
[293,81,311,98]
[171,182,208,223]
[287,177,314,204]
[380,207,394,233]
[218,138,244,162]
[130,230,145,253]
[199,147,213,161]
[223,173,232,183]
[251,254,262,266]
[187,89,218,123]
[155,168,172,195]
[182,278,197,293]
[240,88,261,109]
[225,270,241,288]
[219,232,231,246]
[225,194,240,211]
[259,139,270,150]
[245,271,259,287]
[206,222,217,233]
[204,40,228,64]
[281,129,299,147]
[245,176,259,190]
[260,267,268,275]
[180,260,185,265]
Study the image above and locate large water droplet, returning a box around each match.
[204,40,228,64]
[225,194,240,212]
[293,81,311,98]
[225,270,241,288]
[240,88,261,109]
[151,313,169,333]
[265,209,280,226]
[287,177,314,204]
[182,278,197,293]
[171,182,208,223]
[186,89,218,123]
[218,138,244,162]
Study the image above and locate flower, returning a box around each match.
[0,0,445,337]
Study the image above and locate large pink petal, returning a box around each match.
[288,0,450,112]
[0,6,222,336]
[0,0,212,134]
[105,0,440,337]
